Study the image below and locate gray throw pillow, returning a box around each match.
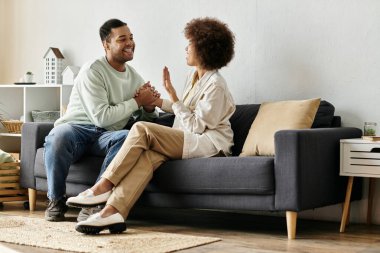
[31,110,60,123]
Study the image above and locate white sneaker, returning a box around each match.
[66,189,111,208]
[75,212,127,234]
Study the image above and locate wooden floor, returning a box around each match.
[0,199,379,253]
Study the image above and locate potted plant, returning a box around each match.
[24,71,34,83]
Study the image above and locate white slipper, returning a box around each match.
[75,212,126,234]
[66,189,111,208]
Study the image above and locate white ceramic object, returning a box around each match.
[24,73,33,83]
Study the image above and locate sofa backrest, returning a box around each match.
[229,104,260,156]
[154,100,337,157]
[229,100,337,156]
[311,100,336,128]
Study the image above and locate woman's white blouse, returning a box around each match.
[161,69,235,159]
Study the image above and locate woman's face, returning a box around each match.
[185,40,199,67]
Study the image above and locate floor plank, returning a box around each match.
[0,199,379,253]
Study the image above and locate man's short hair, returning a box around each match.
[99,19,127,42]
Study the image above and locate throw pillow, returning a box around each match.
[31,110,60,123]
[239,98,321,156]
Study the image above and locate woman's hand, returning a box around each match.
[163,66,179,103]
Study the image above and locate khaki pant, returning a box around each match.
[102,121,184,218]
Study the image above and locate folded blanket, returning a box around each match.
[0,150,18,184]
[0,149,15,164]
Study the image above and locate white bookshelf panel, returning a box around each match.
[24,86,61,122]
[0,87,23,121]
[0,87,23,134]
[0,84,72,152]
[61,85,73,115]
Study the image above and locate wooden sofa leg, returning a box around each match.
[286,211,297,239]
[28,188,37,211]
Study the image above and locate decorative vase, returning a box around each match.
[24,73,33,83]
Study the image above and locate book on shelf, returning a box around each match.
[362,136,380,141]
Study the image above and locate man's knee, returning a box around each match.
[45,124,76,147]
[110,130,129,144]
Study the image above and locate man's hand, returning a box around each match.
[135,82,160,97]
[134,83,159,108]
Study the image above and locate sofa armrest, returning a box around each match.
[20,122,54,189]
[274,127,362,211]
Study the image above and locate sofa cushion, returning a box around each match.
[240,98,321,156]
[35,148,275,195]
[34,148,102,186]
[146,156,275,195]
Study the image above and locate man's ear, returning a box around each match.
[103,40,110,50]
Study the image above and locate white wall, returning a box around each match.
[0,0,255,103]
[0,0,6,80]
[1,0,380,224]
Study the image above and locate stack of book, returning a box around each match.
[362,136,380,141]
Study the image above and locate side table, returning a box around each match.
[340,138,380,232]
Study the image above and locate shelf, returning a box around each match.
[0,133,21,137]
[0,84,72,152]
[0,84,68,88]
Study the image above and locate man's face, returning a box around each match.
[104,25,135,63]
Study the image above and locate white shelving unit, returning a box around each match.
[0,84,72,152]
[340,138,380,177]
[339,138,380,232]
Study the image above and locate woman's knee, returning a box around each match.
[130,121,152,135]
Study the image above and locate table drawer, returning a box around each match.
[340,142,380,176]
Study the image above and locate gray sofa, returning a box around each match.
[20,101,362,239]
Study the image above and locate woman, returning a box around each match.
[67,17,236,234]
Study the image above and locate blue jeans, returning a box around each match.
[43,123,129,201]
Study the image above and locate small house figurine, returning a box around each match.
[43,47,66,84]
[62,66,80,85]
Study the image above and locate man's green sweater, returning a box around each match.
[55,56,157,130]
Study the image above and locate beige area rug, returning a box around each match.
[0,243,21,253]
[0,215,220,253]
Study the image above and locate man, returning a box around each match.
[44,18,158,222]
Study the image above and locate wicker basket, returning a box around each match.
[0,120,23,134]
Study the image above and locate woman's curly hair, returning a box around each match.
[184,17,235,70]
